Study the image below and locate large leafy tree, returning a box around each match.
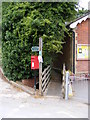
[2,2,77,81]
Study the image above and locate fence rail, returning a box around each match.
[42,65,51,92]
[69,75,90,81]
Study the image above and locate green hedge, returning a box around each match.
[2,2,77,81]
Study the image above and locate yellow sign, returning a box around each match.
[77,44,90,60]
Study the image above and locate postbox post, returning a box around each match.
[39,37,43,95]
[34,70,36,91]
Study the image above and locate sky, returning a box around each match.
[79,0,90,10]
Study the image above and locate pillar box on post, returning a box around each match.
[31,46,39,92]
[31,56,39,91]
[31,56,39,70]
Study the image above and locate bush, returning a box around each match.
[2,2,77,81]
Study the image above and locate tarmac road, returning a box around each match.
[0,78,88,119]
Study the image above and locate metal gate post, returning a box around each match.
[65,71,69,100]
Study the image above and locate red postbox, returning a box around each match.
[31,56,39,70]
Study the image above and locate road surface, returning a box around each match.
[0,78,88,119]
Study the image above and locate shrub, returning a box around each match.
[2,2,77,81]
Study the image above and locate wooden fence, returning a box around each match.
[42,65,51,92]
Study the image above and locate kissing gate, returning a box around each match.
[31,37,51,95]
[31,38,72,99]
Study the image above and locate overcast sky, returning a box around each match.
[79,0,90,10]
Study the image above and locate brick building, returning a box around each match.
[53,13,90,76]
[69,12,90,75]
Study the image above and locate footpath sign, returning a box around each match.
[31,46,39,52]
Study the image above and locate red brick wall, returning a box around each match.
[22,78,38,88]
[76,19,89,44]
[76,60,90,73]
[75,18,90,74]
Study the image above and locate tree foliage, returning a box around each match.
[76,8,89,18]
[2,2,77,81]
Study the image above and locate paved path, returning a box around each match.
[45,70,62,97]
[0,76,88,118]
[72,80,88,103]
[45,70,88,104]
